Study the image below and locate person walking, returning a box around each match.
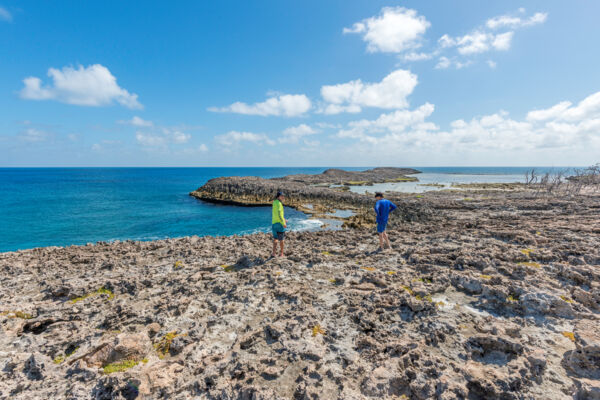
[272,191,287,257]
[374,192,397,251]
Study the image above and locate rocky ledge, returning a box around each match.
[1,190,599,399]
[190,167,427,228]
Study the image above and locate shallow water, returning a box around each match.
[0,166,574,252]
[348,167,574,194]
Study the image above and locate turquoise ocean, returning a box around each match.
[0,167,569,252]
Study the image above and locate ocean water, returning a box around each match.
[0,167,571,252]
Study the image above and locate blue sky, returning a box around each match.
[1,0,599,167]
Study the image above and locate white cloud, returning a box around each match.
[320,69,418,114]
[181,144,209,154]
[492,32,514,51]
[208,94,311,117]
[526,101,572,122]
[20,64,142,109]
[214,131,275,147]
[439,31,513,55]
[434,9,546,68]
[320,104,362,115]
[0,6,12,21]
[486,12,547,30]
[162,128,190,144]
[435,57,451,70]
[119,116,153,127]
[487,60,497,69]
[135,127,191,147]
[18,128,48,142]
[279,124,317,144]
[344,7,430,53]
[434,57,472,70]
[337,103,436,143]
[315,122,341,129]
[136,132,166,147]
[333,91,600,155]
[402,52,435,62]
[527,92,600,122]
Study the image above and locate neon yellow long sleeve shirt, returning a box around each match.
[272,199,286,225]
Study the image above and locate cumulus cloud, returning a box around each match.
[163,128,190,144]
[334,91,600,154]
[434,57,472,70]
[0,6,12,21]
[119,116,153,127]
[208,94,311,117]
[344,7,430,53]
[527,92,600,122]
[439,31,513,55]
[214,131,275,147]
[486,11,547,30]
[337,103,436,143]
[320,69,418,114]
[20,64,142,109]
[279,124,317,144]
[437,9,544,61]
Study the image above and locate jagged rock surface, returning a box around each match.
[1,191,599,399]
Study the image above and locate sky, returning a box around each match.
[1,0,600,167]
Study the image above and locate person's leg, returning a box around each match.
[383,231,391,249]
[276,230,285,257]
[272,239,278,257]
[378,232,384,250]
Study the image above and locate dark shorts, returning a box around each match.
[377,221,387,233]
[272,223,285,240]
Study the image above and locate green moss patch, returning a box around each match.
[53,346,79,364]
[0,310,34,319]
[71,287,115,304]
[154,331,186,359]
[102,359,140,374]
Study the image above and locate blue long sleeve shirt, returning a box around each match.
[374,199,397,223]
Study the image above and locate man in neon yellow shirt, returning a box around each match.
[272,191,287,257]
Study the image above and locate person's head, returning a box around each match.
[375,192,384,200]
[276,191,285,201]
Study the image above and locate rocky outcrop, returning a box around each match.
[277,167,420,185]
[190,167,430,226]
[1,190,599,399]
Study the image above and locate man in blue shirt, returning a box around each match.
[374,192,397,251]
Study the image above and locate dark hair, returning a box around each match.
[275,191,284,199]
[375,192,384,198]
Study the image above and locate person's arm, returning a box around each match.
[279,202,286,226]
[390,201,397,212]
[374,202,380,217]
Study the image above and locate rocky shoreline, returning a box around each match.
[190,167,430,228]
[1,185,600,399]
